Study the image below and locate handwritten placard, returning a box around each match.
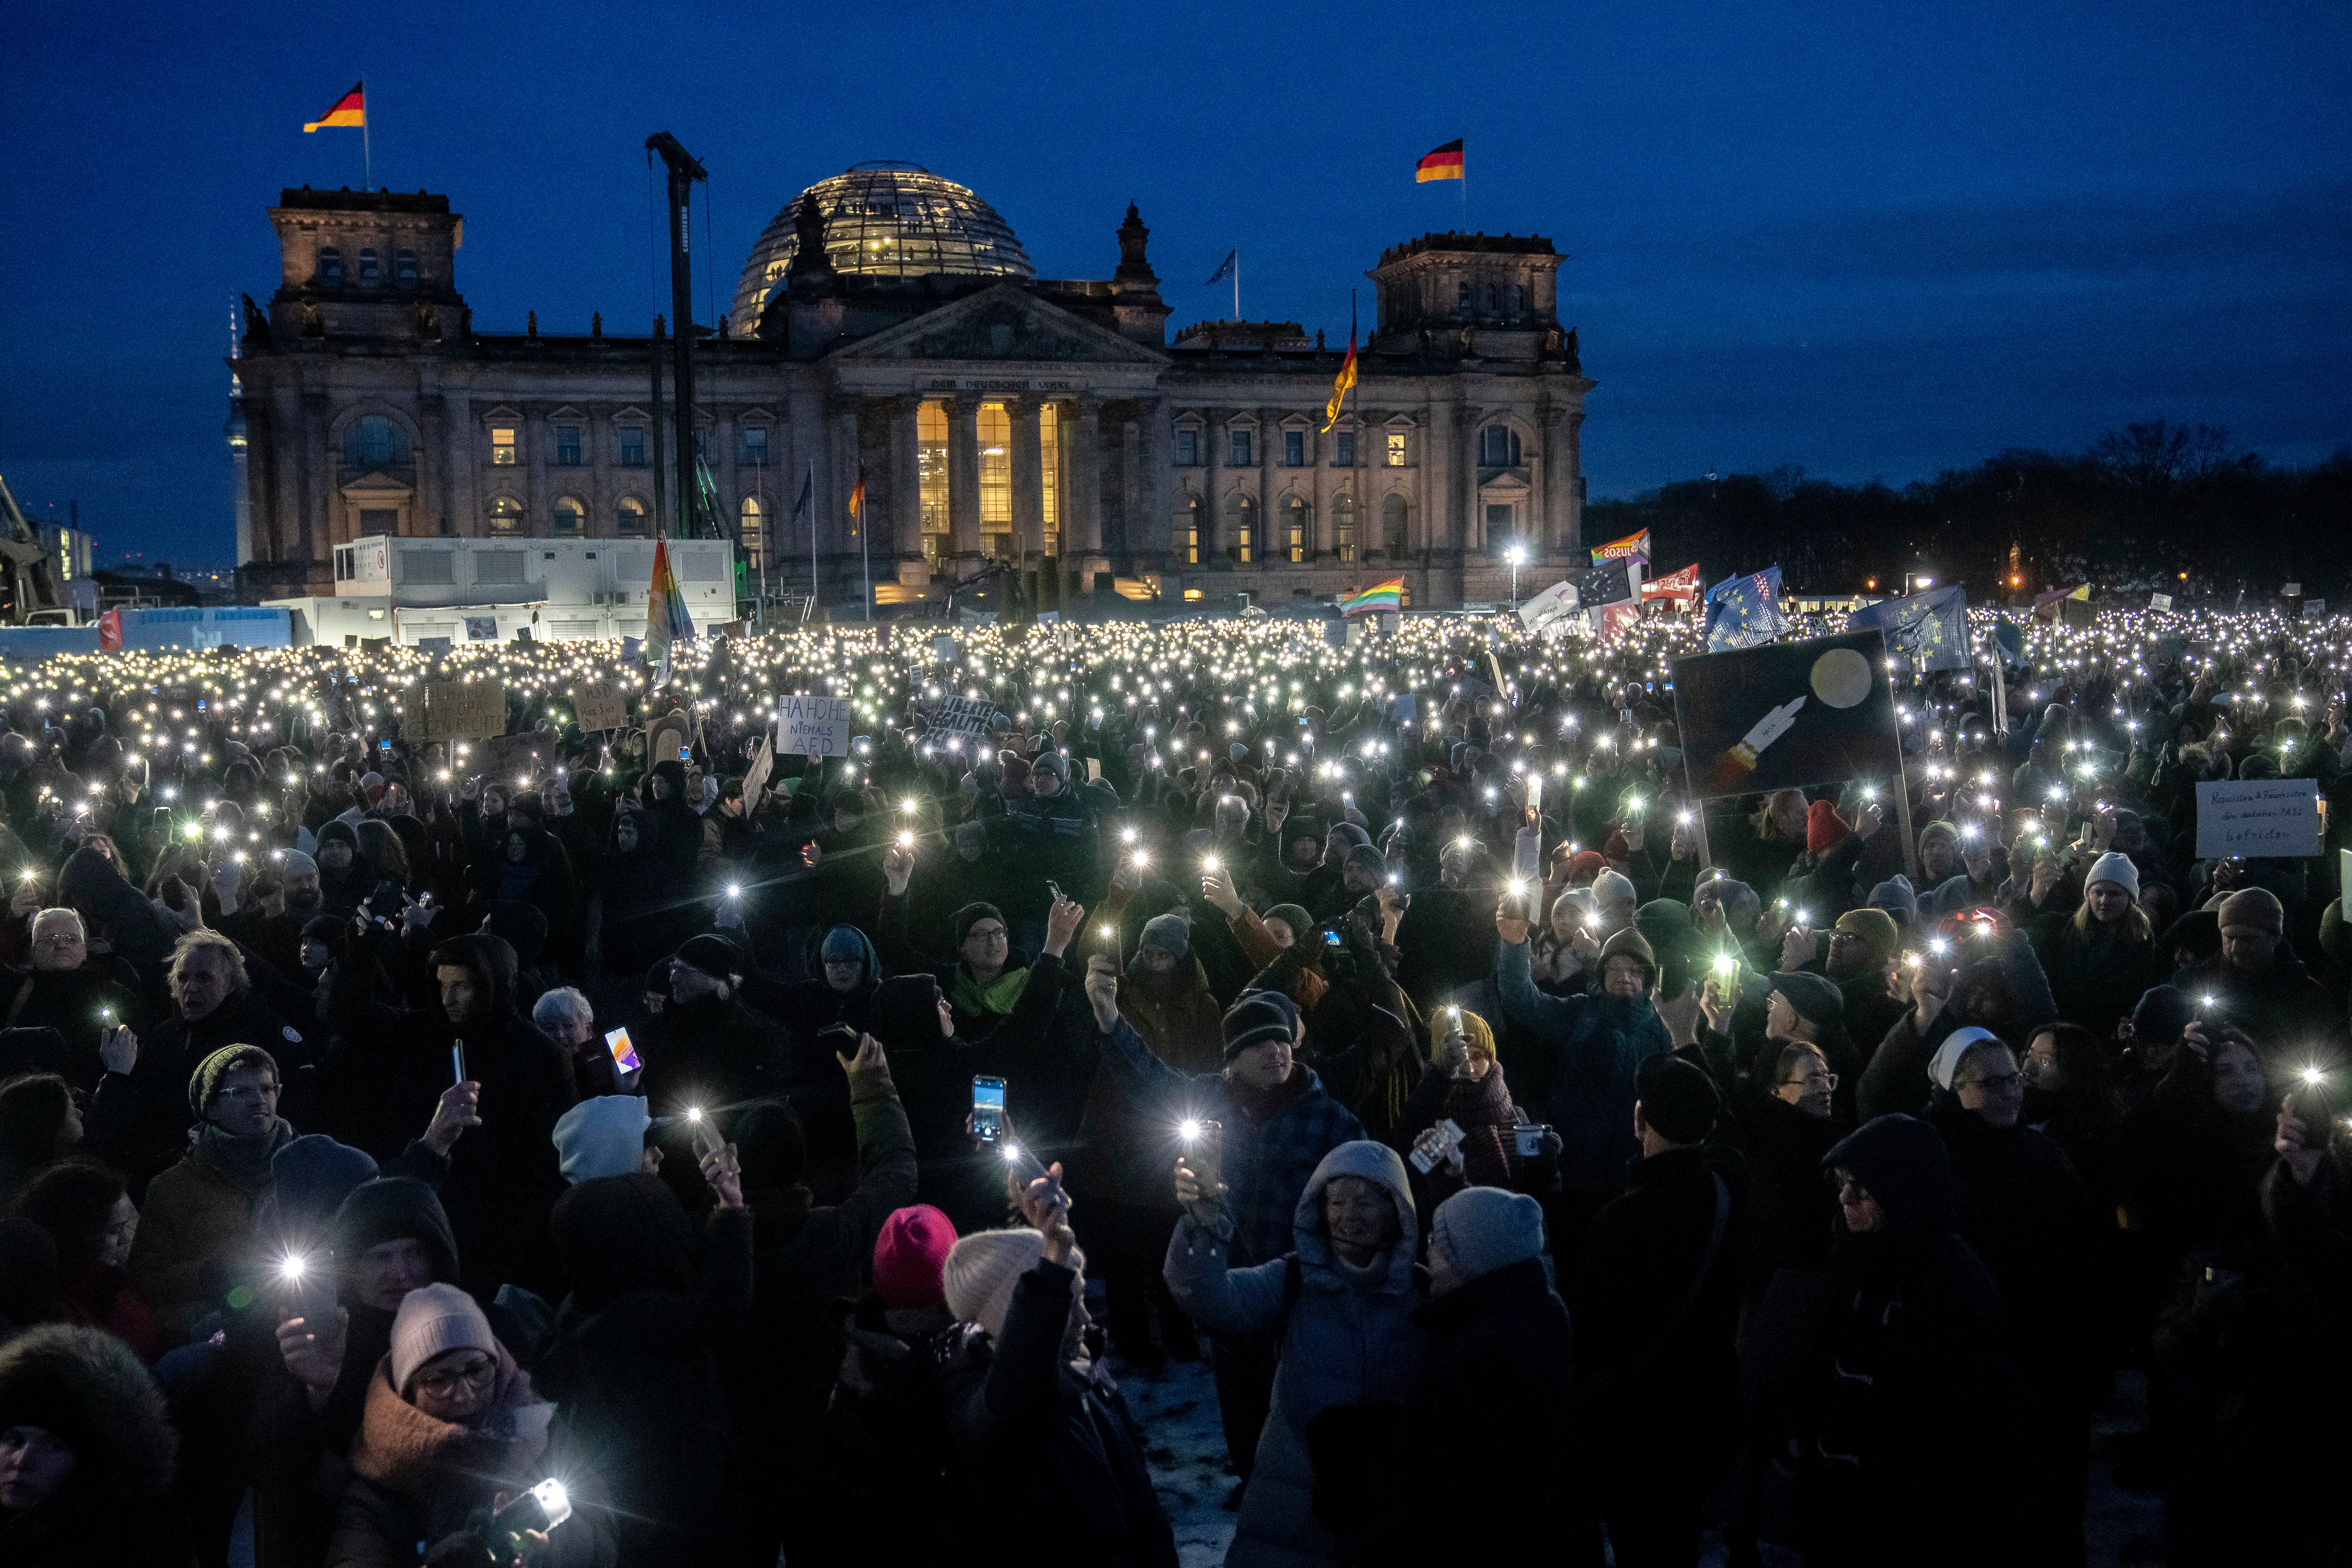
[2196,778,2322,859]
[776,695,855,758]
[401,682,508,742]
[570,680,629,732]
[921,696,1008,738]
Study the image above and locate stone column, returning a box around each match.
[1201,407,1225,568]
[1007,396,1044,575]
[1068,397,1106,591]
[1565,409,1586,553]
[712,408,738,544]
[299,390,328,565]
[1140,394,1172,574]
[830,398,862,605]
[946,396,982,572]
[441,390,471,539]
[786,385,827,595]
[890,395,927,584]
[1258,406,1279,570]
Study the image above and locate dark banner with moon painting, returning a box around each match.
[1670,628,1904,799]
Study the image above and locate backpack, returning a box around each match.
[811,1315,961,1562]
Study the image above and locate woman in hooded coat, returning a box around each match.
[7,1161,159,1364]
[593,805,674,977]
[738,923,882,1084]
[0,1322,182,1566]
[314,821,373,922]
[1164,1139,1425,1568]
[1799,1114,2033,1568]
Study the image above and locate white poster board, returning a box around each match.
[776,695,855,758]
[2195,777,2322,859]
[2149,593,2172,612]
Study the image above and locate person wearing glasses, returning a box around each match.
[328,1281,611,1568]
[4,907,138,1087]
[1926,1026,2103,1568]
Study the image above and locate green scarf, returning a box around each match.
[952,962,1032,1022]
[191,1117,295,1195]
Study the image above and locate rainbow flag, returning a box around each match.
[1592,527,1650,563]
[645,536,696,681]
[1415,139,1464,183]
[1340,576,1405,617]
[304,82,366,132]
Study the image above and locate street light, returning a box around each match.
[1506,543,1529,609]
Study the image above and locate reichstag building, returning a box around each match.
[231,162,1594,610]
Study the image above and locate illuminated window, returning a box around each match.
[1284,496,1307,562]
[1174,427,1199,466]
[1335,431,1355,467]
[551,498,584,537]
[1184,588,1204,600]
[978,402,1010,559]
[1041,401,1059,557]
[318,247,343,284]
[918,400,949,565]
[487,497,524,536]
[1333,493,1355,563]
[1385,431,1407,468]
[741,426,769,465]
[1383,493,1408,557]
[555,425,582,466]
[490,427,517,465]
[1184,498,1202,565]
[1230,428,1253,468]
[617,426,647,467]
[1232,496,1255,564]
[358,248,381,285]
[1284,430,1305,467]
[739,497,763,567]
[616,498,650,536]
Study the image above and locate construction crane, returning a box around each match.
[0,474,67,625]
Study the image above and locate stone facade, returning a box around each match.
[232,172,1595,610]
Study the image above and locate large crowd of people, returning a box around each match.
[0,600,2346,1567]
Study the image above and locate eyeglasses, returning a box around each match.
[1784,1071,1839,1090]
[965,925,1008,943]
[1956,1072,2023,1093]
[411,1354,497,1398]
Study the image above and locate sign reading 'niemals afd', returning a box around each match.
[776,696,854,758]
[2196,778,2323,859]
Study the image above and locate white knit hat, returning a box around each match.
[2085,851,2140,899]
[389,1282,497,1393]
[941,1228,1084,1340]
[1927,1026,2003,1091]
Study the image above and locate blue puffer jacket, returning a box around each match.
[1165,1140,1425,1568]
[1093,1014,1363,1266]
[1493,939,1670,1195]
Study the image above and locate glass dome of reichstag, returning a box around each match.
[731,162,1035,331]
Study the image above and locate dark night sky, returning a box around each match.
[3,0,2347,565]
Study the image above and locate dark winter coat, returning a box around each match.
[1493,938,1670,1195]
[1361,1257,1604,1568]
[86,984,312,1184]
[1799,1114,2032,1568]
[2034,913,2169,1037]
[2170,949,2342,1067]
[1726,1072,1849,1299]
[940,1258,1176,1568]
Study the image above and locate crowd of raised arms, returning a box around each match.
[0,603,2347,1568]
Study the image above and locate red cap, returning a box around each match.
[1805,799,1849,857]
[872,1204,958,1309]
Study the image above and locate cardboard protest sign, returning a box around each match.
[570,680,629,732]
[478,732,549,782]
[2150,593,2173,612]
[2195,778,2322,859]
[776,695,855,758]
[401,682,508,742]
[464,616,498,641]
[922,695,1009,738]
[1671,629,1902,799]
[646,708,693,767]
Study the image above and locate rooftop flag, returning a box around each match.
[1205,250,1236,286]
[1322,318,1358,433]
[1340,577,1406,617]
[1415,139,1465,182]
[303,82,366,132]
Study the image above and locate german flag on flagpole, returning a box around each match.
[1321,319,1358,432]
[1340,577,1406,617]
[848,467,866,533]
[304,82,366,132]
[1414,138,1464,182]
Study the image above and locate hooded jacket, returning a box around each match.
[1801,1114,2031,1568]
[57,843,175,990]
[1165,1140,1425,1568]
[0,1323,182,1568]
[1493,937,1671,1195]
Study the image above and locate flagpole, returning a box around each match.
[859,466,872,622]
[808,461,818,615]
[1233,247,1240,322]
[361,75,371,188]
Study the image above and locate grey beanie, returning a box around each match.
[1429,1186,1548,1286]
[1139,911,1192,957]
[278,848,318,876]
[2085,851,2140,899]
[1344,843,1388,877]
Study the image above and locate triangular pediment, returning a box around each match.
[340,470,414,500]
[832,284,1168,366]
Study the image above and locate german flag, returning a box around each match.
[849,467,865,533]
[1414,139,1464,183]
[1321,324,1358,432]
[304,82,365,132]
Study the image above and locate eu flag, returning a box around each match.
[1848,585,1969,673]
[1204,250,1236,286]
[1704,567,1789,651]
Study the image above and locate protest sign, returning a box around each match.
[776,695,856,758]
[401,682,508,742]
[2149,593,2173,612]
[2195,778,2322,860]
[464,616,498,641]
[570,679,629,732]
[646,708,693,766]
[1671,629,1903,800]
[479,732,548,781]
[2308,598,2328,617]
[922,695,1009,737]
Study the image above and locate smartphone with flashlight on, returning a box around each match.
[971,1075,1007,1144]
[274,1250,337,1328]
[451,1039,468,1088]
[1180,1117,1224,1197]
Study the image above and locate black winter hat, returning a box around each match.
[1635,1055,1720,1144]
[1767,971,1845,1033]
[1222,990,1299,1061]
[733,1100,805,1191]
[950,902,1007,949]
[551,1172,696,1313]
[330,1176,459,1285]
[673,933,744,982]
